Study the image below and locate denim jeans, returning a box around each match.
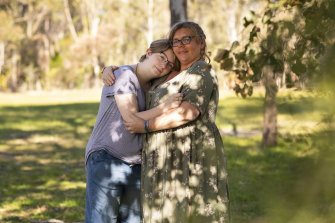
[85,150,141,223]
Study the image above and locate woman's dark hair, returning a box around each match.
[168,21,210,64]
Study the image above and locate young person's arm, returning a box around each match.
[124,101,199,134]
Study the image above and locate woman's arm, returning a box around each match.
[149,101,199,130]
[115,93,183,125]
[124,101,200,133]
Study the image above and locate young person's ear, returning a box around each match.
[146,48,152,57]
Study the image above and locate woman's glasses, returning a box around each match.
[159,52,174,70]
[171,36,196,47]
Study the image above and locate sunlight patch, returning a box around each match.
[59,199,78,208]
[6,138,27,145]
[59,181,86,190]
[29,135,60,144]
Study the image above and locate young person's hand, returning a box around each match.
[124,115,146,134]
[163,93,183,111]
[102,65,118,86]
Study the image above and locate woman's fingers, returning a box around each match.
[175,93,183,104]
[106,75,114,86]
[103,76,112,86]
[111,66,118,75]
[102,66,118,86]
[101,67,109,85]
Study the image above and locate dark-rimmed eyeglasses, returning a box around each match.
[159,52,175,71]
[171,36,196,47]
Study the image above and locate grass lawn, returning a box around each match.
[0,89,334,223]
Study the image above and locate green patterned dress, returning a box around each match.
[141,61,230,223]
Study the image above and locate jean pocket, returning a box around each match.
[90,150,108,163]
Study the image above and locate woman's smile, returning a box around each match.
[177,49,189,55]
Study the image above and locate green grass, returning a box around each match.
[0,89,334,222]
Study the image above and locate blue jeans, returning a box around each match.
[85,150,141,223]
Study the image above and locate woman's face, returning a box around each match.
[147,48,175,78]
[172,28,204,68]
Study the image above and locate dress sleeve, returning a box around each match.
[104,67,138,97]
[179,61,214,115]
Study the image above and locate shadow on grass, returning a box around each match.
[217,94,325,133]
[0,102,100,222]
[225,130,335,223]
[1,101,140,222]
[0,102,100,139]
[1,100,334,222]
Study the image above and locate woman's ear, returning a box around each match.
[200,38,206,50]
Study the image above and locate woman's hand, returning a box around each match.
[102,65,118,86]
[162,93,183,111]
[124,115,146,134]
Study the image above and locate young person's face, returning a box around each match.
[147,49,175,78]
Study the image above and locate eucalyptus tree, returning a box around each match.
[215,0,335,146]
[0,10,23,91]
[0,0,66,91]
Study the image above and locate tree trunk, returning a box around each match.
[262,65,278,146]
[26,4,33,38]
[10,50,19,92]
[146,0,154,46]
[0,41,4,76]
[84,0,101,88]
[169,0,187,27]
[63,0,78,41]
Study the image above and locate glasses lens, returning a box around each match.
[160,53,168,63]
[182,36,191,44]
[172,39,180,46]
[168,63,174,70]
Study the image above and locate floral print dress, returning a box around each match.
[141,61,230,223]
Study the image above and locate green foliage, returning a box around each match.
[215,0,335,97]
[0,0,174,91]
[0,11,23,42]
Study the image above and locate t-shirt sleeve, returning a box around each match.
[179,61,214,115]
[104,68,138,97]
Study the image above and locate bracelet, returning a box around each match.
[144,120,150,133]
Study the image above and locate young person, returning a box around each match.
[85,39,182,223]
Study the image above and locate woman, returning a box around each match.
[85,39,182,223]
[104,21,230,223]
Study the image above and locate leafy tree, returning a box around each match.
[215,0,335,146]
[0,10,23,91]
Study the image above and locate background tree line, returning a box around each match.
[0,0,259,91]
[1,0,334,146]
[215,0,335,146]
